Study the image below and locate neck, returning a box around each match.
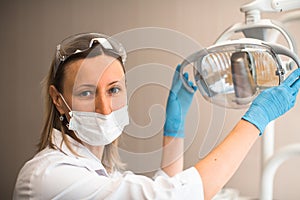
[83,143,104,160]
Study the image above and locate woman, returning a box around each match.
[13,32,300,199]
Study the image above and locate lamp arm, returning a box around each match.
[241,0,300,13]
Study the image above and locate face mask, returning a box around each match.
[59,94,129,146]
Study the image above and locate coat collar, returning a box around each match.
[51,128,108,176]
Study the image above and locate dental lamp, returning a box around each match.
[180,38,300,108]
[180,0,300,109]
[180,0,300,199]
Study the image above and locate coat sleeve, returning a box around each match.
[14,160,204,200]
[106,167,204,200]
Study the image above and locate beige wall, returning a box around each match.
[1,0,300,199]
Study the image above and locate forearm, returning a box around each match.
[161,136,184,177]
[162,64,197,176]
[194,120,260,200]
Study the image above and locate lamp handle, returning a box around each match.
[179,49,208,93]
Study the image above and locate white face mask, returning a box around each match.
[59,94,129,146]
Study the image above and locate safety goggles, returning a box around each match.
[54,33,127,77]
[180,38,300,109]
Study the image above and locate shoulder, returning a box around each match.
[18,147,72,176]
[14,147,98,199]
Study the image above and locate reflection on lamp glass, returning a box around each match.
[180,39,299,109]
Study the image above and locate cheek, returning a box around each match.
[71,98,96,112]
[111,92,127,110]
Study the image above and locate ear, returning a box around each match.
[49,85,66,115]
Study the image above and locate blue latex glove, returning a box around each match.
[164,64,197,138]
[242,68,300,135]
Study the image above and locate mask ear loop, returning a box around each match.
[59,93,72,112]
[58,93,73,129]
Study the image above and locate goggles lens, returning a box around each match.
[54,33,126,77]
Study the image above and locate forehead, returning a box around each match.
[64,55,125,87]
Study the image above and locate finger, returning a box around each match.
[172,66,181,83]
[292,98,295,104]
[187,80,198,92]
[290,76,300,90]
[283,68,300,87]
[183,72,189,80]
[176,64,181,72]
[192,85,198,92]
[171,66,183,92]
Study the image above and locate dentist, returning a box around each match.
[13,32,300,200]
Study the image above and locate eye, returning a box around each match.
[108,87,121,95]
[79,90,95,97]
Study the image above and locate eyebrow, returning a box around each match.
[74,84,97,90]
[74,80,123,90]
[107,81,121,86]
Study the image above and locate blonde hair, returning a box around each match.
[38,34,126,173]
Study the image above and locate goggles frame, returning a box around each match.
[53,33,126,77]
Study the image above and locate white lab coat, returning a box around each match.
[13,129,204,200]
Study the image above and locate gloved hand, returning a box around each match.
[242,68,300,135]
[164,64,197,138]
